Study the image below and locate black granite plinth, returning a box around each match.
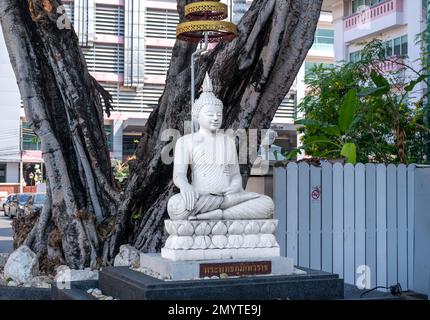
[51,280,98,300]
[0,286,51,300]
[99,266,344,300]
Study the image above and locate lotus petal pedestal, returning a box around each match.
[161,219,281,261]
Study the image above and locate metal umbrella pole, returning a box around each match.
[191,31,209,134]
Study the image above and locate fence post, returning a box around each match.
[321,162,333,273]
[365,163,377,288]
[298,162,310,268]
[333,163,344,278]
[344,163,355,285]
[286,162,299,262]
[355,163,366,286]
[274,167,287,256]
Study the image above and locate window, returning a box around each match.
[314,29,334,44]
[393,37,401,56]
[0,163,6,183]
[305,62,333,78]
[384,41,393,57]
[384,35,408,58]
[351,0,384,14]
[22,122,41,151]
[123,135,139,157]
[349,50,361,63]
[401,35,408,56]
[104,124,113,152]
[311,28,334,52]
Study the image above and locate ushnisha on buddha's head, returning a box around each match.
[193,73,223,132]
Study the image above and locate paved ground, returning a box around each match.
[0,212,13,254]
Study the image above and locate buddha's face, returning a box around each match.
[198,103,223,132]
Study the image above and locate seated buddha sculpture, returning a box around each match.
[167,73,275,221]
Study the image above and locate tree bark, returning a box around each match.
[0,0,322,269]
[0,0,120,269]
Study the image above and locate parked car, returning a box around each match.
[8,193,32,218]
[3,194,15,218]
[1,195,9,211]
[22,193,47,217]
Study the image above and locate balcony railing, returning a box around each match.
[374,58,404,73]
[344,0,403,31]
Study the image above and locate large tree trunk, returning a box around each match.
[0,0,322,269]
[0,0,121,270]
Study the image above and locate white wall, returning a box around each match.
[332,0,347,63]
[331,0,425,68]
[113,120,124,161]
[0,28,21,164]
[348,25,407,53]
[405,0,425,103]
[6,162,19,183]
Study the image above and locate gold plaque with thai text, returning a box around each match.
[199,261,272,277]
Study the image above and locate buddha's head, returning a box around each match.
[194,73,223,132]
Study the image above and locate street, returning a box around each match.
[0,214,13,254]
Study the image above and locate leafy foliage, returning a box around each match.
[112,159,130,186]
[296,40,429,164]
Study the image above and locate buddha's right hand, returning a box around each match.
[180,185,199,211]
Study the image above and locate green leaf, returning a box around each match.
[304,136,340,147]
[357,86,389,97]
[405,74,427,92]
[370,70,389,88]
[295,118,328,127]
[131,212,141,220]
[273,149,279,161]
[340,143,357,164]
[338,89,358,133]
[296,119,340,136]
[285,149,300,161]
[320,125,341,136]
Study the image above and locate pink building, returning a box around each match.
[323,0,425,92]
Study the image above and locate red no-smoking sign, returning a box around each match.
[311,186,321,201]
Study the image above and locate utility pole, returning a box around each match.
[426,0,430,163]
[19,120,23,193]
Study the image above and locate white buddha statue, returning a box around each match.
[167,73,274,221]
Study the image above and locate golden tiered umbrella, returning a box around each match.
[176,0,238,132]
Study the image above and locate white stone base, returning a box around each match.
[140,253,295,281]
[162,219,280,261]
[161,247,280,262]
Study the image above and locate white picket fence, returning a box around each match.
[273,162,417,290]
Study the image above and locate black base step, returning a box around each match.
[99,266,344,300]
[0,286,51,300]
[51,280,98,300]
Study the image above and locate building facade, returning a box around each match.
[0,27,21,197]
[323,0,425,95]
[0,0,333,194]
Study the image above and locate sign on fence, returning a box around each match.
[274,162,428,292]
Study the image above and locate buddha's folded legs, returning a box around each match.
[167,191,274,220]
[167,193,224,220]
[221,193,274,220]
[190,209,223,220]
